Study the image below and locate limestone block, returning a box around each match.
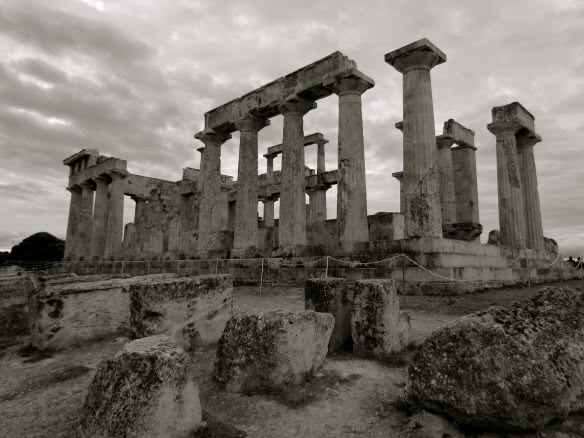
[80,335,201,438]
[214,310,334,392]
[408,287,584,431]
[305,277,353,352]
[351,279,407,356]
[127,274,232,349]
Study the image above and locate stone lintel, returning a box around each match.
[491,102,535,133]
[204,51,358,132]
[254,169,338,200]
[63,148,99,166]
[436,134,455,149]
[264,132,328,158]
[68,156,128,188]
[384,38,447,71]
[443,119,475,147]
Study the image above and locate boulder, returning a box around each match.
[351,279,409,357]
[406,410,464,438]
[214,310,334,392]
[305,277,353,352]
[407,287,584,431]
[80,335,201,438]
[127,274,232,349]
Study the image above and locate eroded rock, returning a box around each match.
[80,335,201,438]
[214,310,334,392]
[408,287,584,431]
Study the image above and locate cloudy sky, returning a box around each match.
[1,0,583,254]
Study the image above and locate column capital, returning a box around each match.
[385,38,446,74]
[194,129,231,146]
[67,184,82,193]
[517,132,542,149]
[436,134,455,149]
[80,180,95,190]
[107,169,128,180]
[234,114,270,132]
[392,171,404,181]
[395,121,404,132]
[487,121,521,136]
[278,99,316,116]
[331,75,374,96]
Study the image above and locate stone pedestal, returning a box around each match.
[278,100,315,249]
[90,175,109,259]
[385,39,446,238]
[332,75,373,245]
[233,116,269,252]
[64,185,82,259]
[79,181,95,258]
[195,130,231,256]
[105,172,125,258]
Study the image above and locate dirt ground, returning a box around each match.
[1,279,582,437]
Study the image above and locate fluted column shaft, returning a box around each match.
[317,141,326,174]
[517,134,544,250]
[263,197,275,227]
[78,182,94,258]
[308,187,327,223]
[451,145,480,223]
[266,156,274,182]
[279,100,315,248]
[332,77,372,244]
[195,130,231,255]
[90,176,110,259]
[233,116,269,252]
[104,173,125,258]
[436,135,456,225]
[64,185,82,259]
[392,171,404,214]
[488,124,526,248]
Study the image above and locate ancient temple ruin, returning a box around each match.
[62,38,563,288]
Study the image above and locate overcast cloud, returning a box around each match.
[1,0,583,254]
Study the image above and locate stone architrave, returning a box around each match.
[64,185,82,259]
[89,175,110,259]
[332,74,374,245]
[78,181,95,258]
[436,134,456,226]
[195,129,231,256]
[278,99,316,249]
[517,132,544,251]
[487,121,527,248]
[104,171,125,258]
[385,38,446,238]
[233,115,269,253]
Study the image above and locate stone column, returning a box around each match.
[332,75,373,245]
[90,175,110,259]
[517,132,544,250]
[64,185,82,259]
[487,122,526,248]
[307,186,327,223]
[317,140,327,174]
[385,39,446,238]
[266,155,275,182]
[451,144,479,223]
[78,181,94,258]
[233,115,269,253]
[278,99,316,249]
[436,134,456,225]
[392,171,404,214]
[263,196,276,227]
[104,172,125,258]
[195,130,231,255]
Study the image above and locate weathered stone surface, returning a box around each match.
[305,277,354,352]
[407,287,584,431]
[80,335,201,438]
[127,274,233,350]
[406,411,464,438]
[214,310,334,392]
[351,279,409,356]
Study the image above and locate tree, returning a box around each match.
[9,232,65,261]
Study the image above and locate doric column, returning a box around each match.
[64,185,82,259]
[266,155,275,182]
[90,175,110,259]
[451,144,480,223]
[317,140,326,174]
[78,181,95,259]
[278,99,316,249]
[517,132,544,250]
[194,129,231,255]
[392,171,404,214]
[385,39,446,238]
[487,122,526,248]
[104,171,125,258]
[233,115,269,252]
[263,196,276,227]
[436,134,456,225]
[332,74,374,245]
[307,186,327,223]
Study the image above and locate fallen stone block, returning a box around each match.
[351,279,409,357]
[214,310,334,392]
[127,274,232,349]
[79,335,201,438]
[408,287,584,431]
[305,277,353,352]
